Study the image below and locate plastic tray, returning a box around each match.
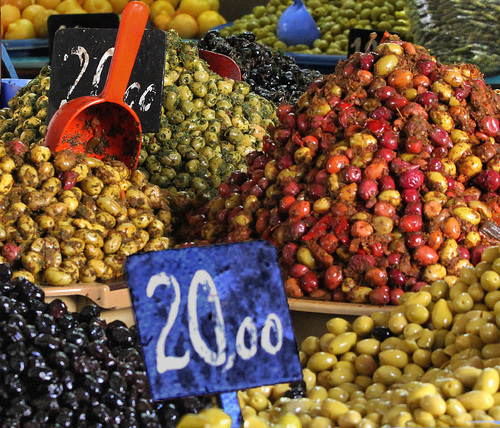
[42,278,136,326]
[2,38,50,55]
[42,279,131,310]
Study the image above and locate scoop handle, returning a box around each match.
[102,1,149,103]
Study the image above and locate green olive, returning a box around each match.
[177,85,193,102]
[163,90,178,111]
[161,167,176,181]
[136,150,148,166]
[144,157,162,174]
[208,120,222,134]
[307,352,338,372]
[156,127,171,142]
[173,172,190,189]
[185,159,199,174]
[166,110,185,124]
[160,150,182,168]
[301,336,321,357]
[147,141,161,154]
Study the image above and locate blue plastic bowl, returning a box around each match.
[1,79,31,108]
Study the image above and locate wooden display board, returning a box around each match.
[42,280,392,317]
[288,298,392,316]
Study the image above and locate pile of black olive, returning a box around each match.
[0,264,214,427]
[198,31,322,105]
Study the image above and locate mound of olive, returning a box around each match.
[0,263,221,426]
[175,33,500,305]
[139,31,277,199]
[0,137,175,286]
[219,0,409,55]
[236,244,500,427]
[198,31,322,105]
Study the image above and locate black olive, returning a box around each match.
[35,314,57,336]
[197,32,321,103]
[27,349,46,367]
[60,370,75,391]
[0,264,12,283]
[26,299,47,322]
[27,365,56,383]
[283,380,307,399]
[2,322,24,344]
[54,407,74,427]
[0,264,219,425]
[371,325,395,341]
[108,325,134,348]
[57,313,78,332]
[78,305,101,323]
[65,329,86,347]
[9,351,27,374]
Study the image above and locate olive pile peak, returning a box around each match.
[0,140,173,286]
[139,31,277,199]
[237,244,500,427]
[219,0,409,55]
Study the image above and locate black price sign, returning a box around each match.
[347,28,387,56]
[47,13,120,61]
[125,241,303,426]
[48,27,166,133]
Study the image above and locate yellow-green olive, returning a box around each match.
[374,54,399,76]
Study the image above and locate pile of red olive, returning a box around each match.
[176,33,500,306]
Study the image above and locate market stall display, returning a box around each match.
[5,243,500,426]
[175,32,500,306]
[0,139,174,286]
[0,63,178,285]
[138,31,277,198]
[1,33,277,204]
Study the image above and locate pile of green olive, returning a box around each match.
[231,244,500,427]
[219,0,409,55]
[139,31,277,199]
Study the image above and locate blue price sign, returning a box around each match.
[125,240,302,400]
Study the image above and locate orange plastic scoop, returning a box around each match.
[45,1,148,170]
